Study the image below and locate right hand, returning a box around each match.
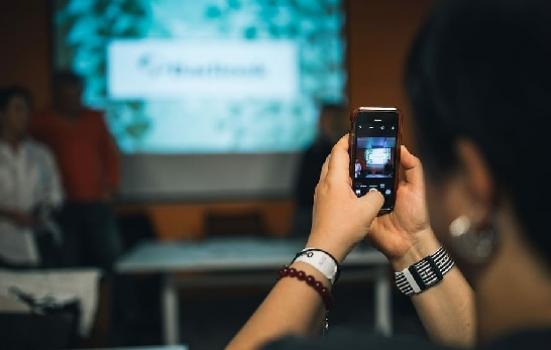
[368,145,440,270]
[307,134,385,262]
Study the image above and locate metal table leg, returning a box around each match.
[374,266,392,336]
[162,274,180,344]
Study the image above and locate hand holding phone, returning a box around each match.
[349,107,401,214]
[307,135,385,262]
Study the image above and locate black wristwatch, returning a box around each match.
[394,246,455,296]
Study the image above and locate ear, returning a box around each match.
[456,139,495,223]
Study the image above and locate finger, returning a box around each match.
[327,134,351,181]
[358,188,385,221]
[319,154,331,183]
[400,145,424,188]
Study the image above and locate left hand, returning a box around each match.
[368,145,439,270]
[307,134,384,262]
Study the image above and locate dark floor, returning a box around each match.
[111,275,428,350]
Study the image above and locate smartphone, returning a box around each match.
[349,107,401,214]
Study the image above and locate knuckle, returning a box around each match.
[319,181,331,193]
[314,182,325,196]
[412,154,423,167]
[330,144,339,157]
[314,183,320,196]
[411,156,424,173]
[325,175,339,187]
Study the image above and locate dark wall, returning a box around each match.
[0,0,52,108]
[347,0,433,146]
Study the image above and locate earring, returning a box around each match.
[449,215,499,265]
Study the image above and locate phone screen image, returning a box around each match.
[355,137,396,179]
[351,108,400,212]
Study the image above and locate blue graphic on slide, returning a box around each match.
[54,0,346,153]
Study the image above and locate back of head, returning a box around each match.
[52,70,84,114]
[0,86,32,112]
[405,0,551,264]
[0,85,32,138]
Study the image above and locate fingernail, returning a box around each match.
[369,188,378,193]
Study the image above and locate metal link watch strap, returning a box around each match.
[394,246,455,296]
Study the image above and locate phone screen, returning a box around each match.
[351,109,399,212]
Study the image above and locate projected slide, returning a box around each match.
[54,0,346,153]
[355,137,396,179]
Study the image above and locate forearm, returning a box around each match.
[227,262,328,350]
[392,231,476,348]
[412,266,475,347]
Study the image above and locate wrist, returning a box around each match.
[390,228,441,271]
[394,245,455,296]
[289,261,332,287]
[305,235,349,264]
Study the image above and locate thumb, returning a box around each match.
[358,188,385,222]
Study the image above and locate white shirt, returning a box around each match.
[0,139,63,265]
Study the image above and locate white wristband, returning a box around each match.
[294,248,339,285]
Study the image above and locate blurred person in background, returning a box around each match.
[0,86,63,267]
[229,0,551,349]
[291,104,348,236]
[31,71,122,271]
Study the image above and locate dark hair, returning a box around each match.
[0,85,32,112]
[405,0,551,263]
[53,70,83,88]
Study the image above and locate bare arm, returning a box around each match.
[412,264,475,347]
[370,146,475,347]
[389,230,475,347]
[228,135,384,349]
[226,261,327,349]
[228,138,475,349]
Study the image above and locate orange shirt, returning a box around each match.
[30,109,120,202]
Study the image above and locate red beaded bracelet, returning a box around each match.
[278,266,334,311]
